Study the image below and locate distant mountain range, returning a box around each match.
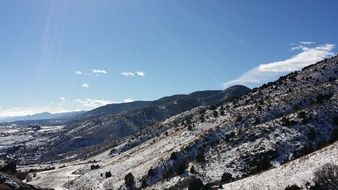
[0,111,85,123]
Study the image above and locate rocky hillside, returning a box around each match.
[68,54,338,189]
[33,85,249,162]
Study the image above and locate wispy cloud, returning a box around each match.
[224,43,335,87]
[74,98,117,108]
[121,72,135,77]
[136,71,145,77]
[60,96,66,102]
[74,69,107,76]
[74,71,83,75]
[91,69,107,76]
[81,83,89,88]
[300,41,315,45]
[121,71,145,77]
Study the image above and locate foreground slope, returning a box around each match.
[66,55,338,190]
[222,140,338,189]
[26,55,338,189]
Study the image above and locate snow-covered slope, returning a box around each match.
[223,141,338,190]
[27,55,338,190]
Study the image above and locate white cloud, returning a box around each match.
[121,71,145,77]
[123,98,134,103]
[60,96,66,102]
[75,71,83,75]
[74,98,117,108]
[136,71,145,77]
[224,43,335,87]
[121,72,135,76]
[81,83,89,88]
[300,41,315,45]
[75,69,107,76]
[91,69,107,76]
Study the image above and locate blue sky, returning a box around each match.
[0,0,337,117]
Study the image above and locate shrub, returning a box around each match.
[203,183,213,190]
[196,152,205,163]
[307,128,317,141]
[188,177,204,190]
[209,105,217,110]
[25,173,33,182]
[285,184,302,190]
[236,115,242,122]
[186,118,192,125]
[310,163,338,190]
[188,125,193,131]
[90,164,100,170]
[298,111,306,119]
[105,171,112,178]
[163,166,175,179]
[125,172,135,187]
[254,117,260,125]
[281,117,297,126]
[16,172,28,181]
[170,152,177,160]
[246,153,273,175]
[141,179,148,188]
[148,168,155,177]
[213,110,219,118]
[176,160,188,175]
[200,115,205,122]
[315,93,333,104]
[190,165,196,174]
[333,116,338,126]
[220,172,234,184]
[330,128,338,143]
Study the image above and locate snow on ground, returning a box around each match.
[28,163,82,190]
[223,141,338,190]
[69,115,229,190]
